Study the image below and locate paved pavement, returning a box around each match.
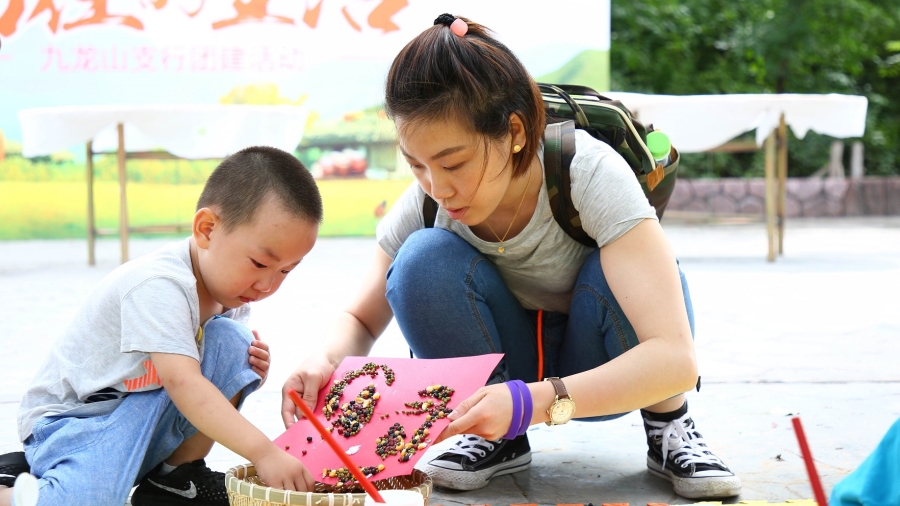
[1,217,899,505]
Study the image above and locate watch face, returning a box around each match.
[550,399,576,423]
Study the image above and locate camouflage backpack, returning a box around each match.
[423,83,680,248]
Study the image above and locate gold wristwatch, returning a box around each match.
[543,377,575,426]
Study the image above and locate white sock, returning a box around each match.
[159,462,178,475]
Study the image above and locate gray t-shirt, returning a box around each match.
[17,238,250,441]
[376,130,658,314]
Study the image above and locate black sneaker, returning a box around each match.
[420,434,531,491]
[131,459,229,506]
[642,403,742,499]
[0,452,30,488]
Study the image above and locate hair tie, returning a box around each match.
[433,13,455,26]
[433,13,468,37]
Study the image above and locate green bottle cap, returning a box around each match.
[646,131,671,160]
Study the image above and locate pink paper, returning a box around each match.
[274,354,502,483]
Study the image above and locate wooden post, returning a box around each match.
[117,123,129,263]
[765,129,777,262]
[777,113,788,255]
[86,141,96,266]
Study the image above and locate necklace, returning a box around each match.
[484,164,533,254]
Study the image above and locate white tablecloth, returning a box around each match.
[603,93,868,153]
[19,104,309,159]
[19,94,868,157]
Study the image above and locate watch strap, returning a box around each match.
[545,377,570,400]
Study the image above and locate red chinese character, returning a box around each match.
[1,0,62,37]
[161,46,186,71]
[220,46,246,71]
[250,46,274,72]
[102,45,128,71]
[41,45,68,71]
[133,46,155,71]
[176,0,204,18]
[278,47,302,72]
[303,0,407,33]
[340,5,359,32]
[367,0,406,33]
[190,45,216,71]
[212,0,293,29]
[302,0,322,29]
[74,45,100,71]
[63,0,144,31]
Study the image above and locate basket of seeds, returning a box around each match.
[225,464,432,506]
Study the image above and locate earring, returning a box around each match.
[513,145,522,153]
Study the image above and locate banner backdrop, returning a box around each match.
[0,0,610,153]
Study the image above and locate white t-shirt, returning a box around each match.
[17,238,251,441]
[376,130,658,314]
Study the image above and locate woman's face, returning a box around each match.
[397,116,515,227]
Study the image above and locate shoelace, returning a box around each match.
[645,413,725,471]
[444,435,497,462]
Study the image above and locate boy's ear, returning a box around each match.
[193,207,219,249]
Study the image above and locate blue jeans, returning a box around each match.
[22,317,261,506]
[385,228,695,421]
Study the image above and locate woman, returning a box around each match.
[282,14,741,499]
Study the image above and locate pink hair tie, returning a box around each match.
[450,18,468,37]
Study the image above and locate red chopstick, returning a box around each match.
[791,416,829,506]
[288,389,386,503]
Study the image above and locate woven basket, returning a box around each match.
[226,465,432,506]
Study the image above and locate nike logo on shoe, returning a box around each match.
[147,479,198,499]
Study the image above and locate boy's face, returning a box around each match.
[195,196,318,309]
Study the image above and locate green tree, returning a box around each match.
[611,0,900,177]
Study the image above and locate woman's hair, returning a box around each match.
[385,15,544,179]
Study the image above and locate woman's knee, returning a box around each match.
[386,229,478,297]
[573,249,611,295]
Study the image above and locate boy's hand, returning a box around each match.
[249,330,270,388]
[282,355,335,428]
[254,444,316,492]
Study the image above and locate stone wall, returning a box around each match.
[666,177,900,217]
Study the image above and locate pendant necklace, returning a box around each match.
[484,162,533,254]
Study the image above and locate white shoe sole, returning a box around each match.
[12,473,39,506]
[646,456,742,499]
[422,453,532,491]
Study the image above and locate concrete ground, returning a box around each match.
[1,216,899,505]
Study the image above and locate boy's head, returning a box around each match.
[192,146,323,309]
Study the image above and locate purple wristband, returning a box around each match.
[503,381,524,440]
[511,380,533,436]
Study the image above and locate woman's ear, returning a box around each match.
[193,207,219,250]
[508,112,528,151]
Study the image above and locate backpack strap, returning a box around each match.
[544,120,598,248]
[422,193,439,228]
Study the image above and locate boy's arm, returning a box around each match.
[150,352,315,491]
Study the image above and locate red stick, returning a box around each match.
[791,416,829,506]
[288,389,386,503]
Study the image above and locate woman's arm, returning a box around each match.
[439,218,698,441]
[281,246,395,427]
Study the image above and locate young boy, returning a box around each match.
[0,146,322,506]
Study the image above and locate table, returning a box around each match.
[19,105,309,264]
[605,93,868,261]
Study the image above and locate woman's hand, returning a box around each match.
[281,354,336,428]
[435,383,517,443]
